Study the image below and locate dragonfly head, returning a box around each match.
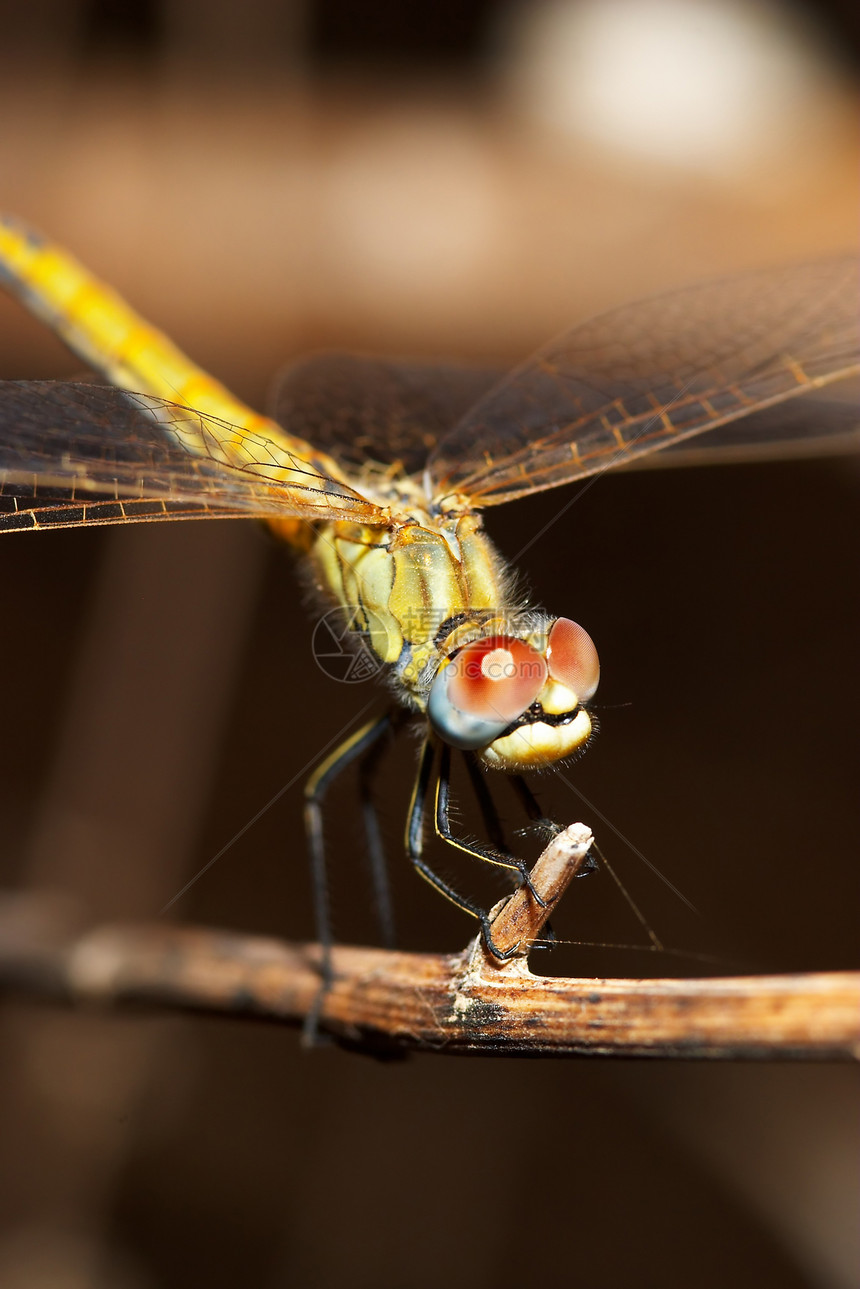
[427,616,599,771]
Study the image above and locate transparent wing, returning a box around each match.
[624,385,859,471]
[428,256,860,506]
[0,381,388,533]
[269,352,503,475]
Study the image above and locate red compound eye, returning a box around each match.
[427,634,549,751]
[446,637,548,723]
[546,618,600,701]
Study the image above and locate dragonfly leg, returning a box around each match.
[462,752,547,907]
[303,711,398,1035]
[437,743,546,905]
[357,711,403,950]
[508,774,598,877]
[462,750,511,853]
[405,739,530,960]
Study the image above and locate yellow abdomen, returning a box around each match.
[0,214,353,495]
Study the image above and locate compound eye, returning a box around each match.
[427,637,548,751]
[546,618,600,701]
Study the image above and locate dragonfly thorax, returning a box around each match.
[307,510,501,681]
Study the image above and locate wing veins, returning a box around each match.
[0,380,389,533]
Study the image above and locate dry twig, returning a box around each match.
[0,825,857,1060]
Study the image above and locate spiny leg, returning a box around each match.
[405,739,516,960]
[357,710,403,949]
[303,712,398,1003]
[464,754,561,902]
[462,750,511,855]
[508,773,561,835]
[440,746,546,907]
[504,773,600,948]
[508,773,597,876]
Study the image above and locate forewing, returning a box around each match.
[624,384,859,471]
[269,352,504,475]
[428,256,860,505]
[0,381,386,533]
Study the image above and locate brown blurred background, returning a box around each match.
[0,1,858,1286]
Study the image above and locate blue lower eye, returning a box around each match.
[427,665,511,750]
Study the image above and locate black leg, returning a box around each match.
[405,739,518,960]
[508,773,597,879]
[357,712,400,949]
[508,774,562,834]
[439,746,546,906]
[463,751,512,855]
[303,712,397,1035]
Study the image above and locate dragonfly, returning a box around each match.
[0,213,857,963]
